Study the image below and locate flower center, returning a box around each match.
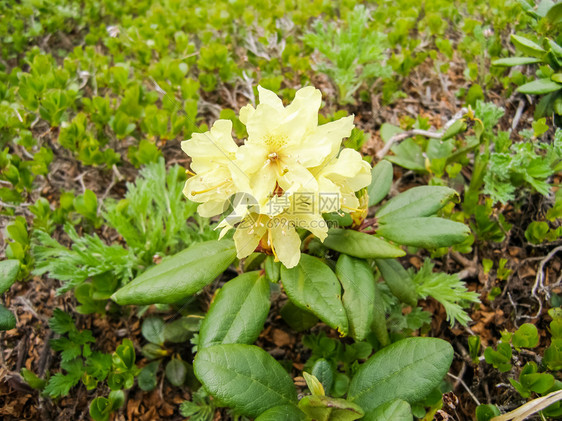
[263,134,287,151]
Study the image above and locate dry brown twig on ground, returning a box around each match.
[376,107,468,159]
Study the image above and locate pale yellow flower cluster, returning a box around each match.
[181,86,371,268]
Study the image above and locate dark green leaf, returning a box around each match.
[512,323,539,350]
[44,359,84,397]
[484,342,512,372]
[163,319,192,344]
[112,339,136,371]
[244,252,267,272]
[50,337,81,362]
[138,361,160,391]
[511,34,546,57]
[371,289,390,347]
[376,186,458,222]
[368,161,393,207]
[522,372,554,394]
[348,337,453,412]
[336,255,376,341]
[198,272,270,349]
[109,390,125,410]
[492,57,542,66]
[375,259,417,307]
[332,372,351,398]
[377,217,470,248]
[0,259,19,293]
[107,371,135,391]
[323,229,405,259]
[363,399,412,421]
[255,405,307,421]
[111,240,236,305]
[85,351,112,381]
[21,368,46,389]
[312,359,335,395]
[142,317,165,345]
[166,359,188,386]
[89,397,112,421]
[49,308,76,335]
[194,344,298,418]
[475,404,501,421]
[517,78,562,95]
[0,304,16,331]
[281,254,348,335]
[280,301,319,331]
[265,255,281,283]
[544,338,562,370]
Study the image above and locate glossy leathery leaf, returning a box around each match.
[376,186,457,222]
[375,259,417,307]
[198,272,270,349]
[312,358,335,395]
[264,255,281,283]
[0,259,20,294]
[281,254,348,335]
[517,78,562,95]
[255,405,307,421]
[368,160,393,207]
[363,399,412,421]
[371,288,390,347]
[0,304,16,331]
[165,358,188,386]
[377,217,470,249]
[492,57,542,66]
[141,317,165,345]
[336,255,376,341]
[348,337,453,412]
[280,301,319,331]
[323,229,405,259]
[511,34,546,57]
[111,240,236,305]
[194,344,298,418]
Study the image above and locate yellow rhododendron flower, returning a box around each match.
[181,86,371,268]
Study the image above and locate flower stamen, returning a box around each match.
[191,180,230,195]
[269,228,280,262]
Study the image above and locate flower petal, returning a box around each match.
[257,86,285,111]
[239,104,255,125]
[233,215,267,259]
[244,103,285,142]
[321,148,371,191]
[306,116,355,167]
[271,221,302,268]
[289,212,329,241]
[197,200,228,218]
[183,167,234,203]
[181,120,237,173]
[280,86,322,141]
